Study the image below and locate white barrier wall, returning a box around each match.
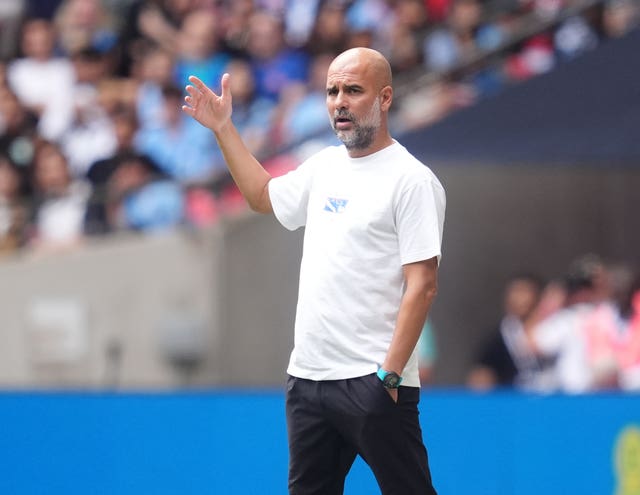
[0,228,223,388]
[0,212,303,389]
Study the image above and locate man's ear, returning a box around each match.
[380,86,393,111]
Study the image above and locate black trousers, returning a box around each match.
[286,373,437,495]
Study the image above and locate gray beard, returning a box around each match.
[331,97,381,151]
[334,124,377,150]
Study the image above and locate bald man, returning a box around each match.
[183,47,444,495]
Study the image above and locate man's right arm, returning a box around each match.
[182,74,273,214]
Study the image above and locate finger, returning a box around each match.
[184,95,194,106]
[185,85,201,98]
[181,104,195,117]
[220,73,231,100]
[188,75,211,94]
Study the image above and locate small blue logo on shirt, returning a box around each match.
[324,197,349,213]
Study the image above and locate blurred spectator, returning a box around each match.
[304,0,348,56]
[529,254,620,393]
[467,273,548,390]
[423,0,486,71]
[345,0,394,52]
[422,0,508,94]
[172,8,231,92]
[389,0,431,72]
[424,0,452,23]
[392,79,476,133]
[84,107,140,235]
[616,275,640,390]
[0,0,26,59]
[246,9,310,102]
[0,86,39,169]
[87,107,139,185]
[277,53,335,147]
[53,0,118,56]
[134,44,175,128]
[0,153,28,254]
[283,0,321,48]
[28,141,89,250]
[602,0,640,37]
[61,48,117,177]
[226,58,277,158]
[100,153,184,234]
[503,33,555,82]
[387,23,424,74]
[7,17,75,141]
[554,14,600,60]
[218,0,255,55]
[134,84,224,183]
[115,0,186,76]
[395,0,430,32]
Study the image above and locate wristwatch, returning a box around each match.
[376,368,403,389]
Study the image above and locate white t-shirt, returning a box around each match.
[532,303,596,393]
[7,58,75,141]
[269,141,446,387]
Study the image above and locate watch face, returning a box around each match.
[383,372,401,389]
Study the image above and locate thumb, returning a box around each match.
[220,73,231,100]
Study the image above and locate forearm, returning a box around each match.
[382,259,438,376]
[214,121,273,213]
[182,74,272,213]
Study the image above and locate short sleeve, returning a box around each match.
[268,159,315,231]
[395,176,446,266]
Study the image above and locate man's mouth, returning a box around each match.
[334,117,353,130]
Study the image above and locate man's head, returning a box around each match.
[326,48,394,157]
[503,274,543,320]
[564,253,608,304]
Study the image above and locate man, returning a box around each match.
[529,254,619,393]
[467,274,546,390]
[183,47,445,495]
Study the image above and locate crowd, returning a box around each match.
[1,0,638,255]
[467,254,640,393]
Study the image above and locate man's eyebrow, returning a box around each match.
[326,83,364,92]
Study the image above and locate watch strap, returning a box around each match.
[376,368,403,388]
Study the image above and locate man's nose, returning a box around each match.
[334,90,348,110]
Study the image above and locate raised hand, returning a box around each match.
[182,74,232,133]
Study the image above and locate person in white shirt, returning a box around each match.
[182,47,445,495]
[530,254,620,393]
[7,18,75,141]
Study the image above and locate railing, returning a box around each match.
[393,0,614,99]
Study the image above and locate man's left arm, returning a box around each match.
[382,257,439,401]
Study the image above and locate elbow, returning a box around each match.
[248,198,272,214]
[248,200,269,214]
[247,182,273,214]
[411,279,437,306]
[424,283,438,304]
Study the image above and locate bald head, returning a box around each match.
[325,47,394,157]
[328,48,392,91]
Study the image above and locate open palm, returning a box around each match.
[182,74,232,133]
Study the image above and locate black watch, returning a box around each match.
[376,368,403,389]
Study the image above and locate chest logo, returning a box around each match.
[323,197,349,213]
